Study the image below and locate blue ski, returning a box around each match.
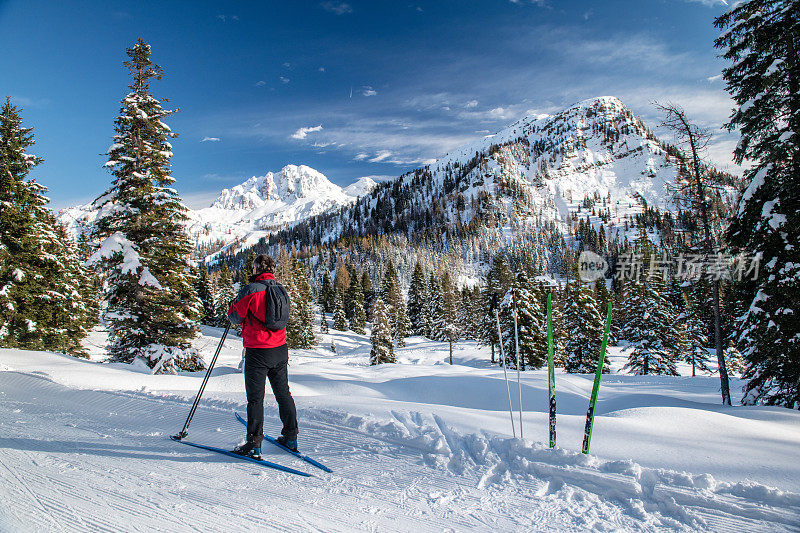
[235,412,332,473]
[170,436,312,477]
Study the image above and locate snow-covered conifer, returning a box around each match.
[348,278,366,334]
[332,287,347,331]
[382,260,410,346]
[215,263,235,326]
[716,1,800,408]
[89,40,202,372]
[619,232,680,376]
[0,98,97,356]
[370,297,395,365]
[286,256,315,348]
[562,271,607,374]
[196,263,216,325]
[407,262,427,335]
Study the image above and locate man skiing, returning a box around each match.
[228,254,298,460]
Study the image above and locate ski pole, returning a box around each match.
[495,307,516,438]
[172,323,231,440]
[582,302,612,454]
[513,291,523,439]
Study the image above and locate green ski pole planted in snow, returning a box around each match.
[547,293,555,448]
[582,301,612,454]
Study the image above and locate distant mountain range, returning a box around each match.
[59,165,378,260]
[61,96,720,262]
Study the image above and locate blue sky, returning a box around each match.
[0,0,736,210]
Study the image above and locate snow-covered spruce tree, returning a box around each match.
[562,270,607,374]
[478,255,514,364]
[89,40,202,372]
[407,262,427,336]
[681,293,712,376]
[332,286,347,331]
[501,271,547,370]
[195,263,216,326]
[716,0,800,408]
[319,271,334,314]
[382,260,410,346]
[347,276,367,335]
[370,297,395,365]
[214,262,235,327]
[0,98,97,356]
[427,273,446,341]
[286,256,315,348]
[360,270,375,317]
[619,232,681,376]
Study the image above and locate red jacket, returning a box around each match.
[228,272,287,349]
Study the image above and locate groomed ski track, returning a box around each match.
[1,370,798,532]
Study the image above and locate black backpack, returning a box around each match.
[252,280,290,331]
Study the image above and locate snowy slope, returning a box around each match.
[1,326,798,532]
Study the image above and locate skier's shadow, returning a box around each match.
[0,436,248,463]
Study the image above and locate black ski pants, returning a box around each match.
[244,344,298,446]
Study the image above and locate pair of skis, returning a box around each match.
[170,413,331,477]
[546,294,612,455]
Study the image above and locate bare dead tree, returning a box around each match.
[655,101,732,406]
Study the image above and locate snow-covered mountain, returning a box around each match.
[276,96,684,247]
[59,165,378,260]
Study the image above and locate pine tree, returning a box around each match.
[716,1,800,408]
[215,263,235,327]
[681,293,713,376]
[319,271,334,313]
[196,263,216,325]
[479,255,514,364]
[407,262,427,335]
[332,286,347,331]
[562,271,607,374]
[500,271,547,370]
[286,257,315,348]
[89,40,202,372]
[619,232,681,376]
[0,98,97,356]
[382,260,410,346]
[361,270,375,316]
[427,273,446,341]
[370,297,395,364]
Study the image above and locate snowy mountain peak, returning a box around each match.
[343,176,379,198]
[211,164,343,210]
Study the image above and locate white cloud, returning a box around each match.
[279,76,290,84]
[291,125,323,140]
[320,1,353,15]
[707,74,723,83]
[354,153,369,161]
[465,100,478,109]
[369,150,393,162]
[362,86,378,97]
[283,62,291,68]
[200,137,221,142]
[318,67,326,72]
[255,80,266,87]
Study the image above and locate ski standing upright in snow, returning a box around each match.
[582,301,612,454]
[547,293,556,448]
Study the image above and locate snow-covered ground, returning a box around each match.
[1,326,798,532]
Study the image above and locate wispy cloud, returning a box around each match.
[707,74,723,83]
[362,86,377,97]
[318,67,326,72]
[279,76,290,84]
[216,14,239,22]
[465,100,478,109]
[291,125,323,140]
[320,1,353,15]
[255,80,266,87]
[200,137,221,142]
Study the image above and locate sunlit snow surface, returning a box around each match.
[1,324,798,532]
